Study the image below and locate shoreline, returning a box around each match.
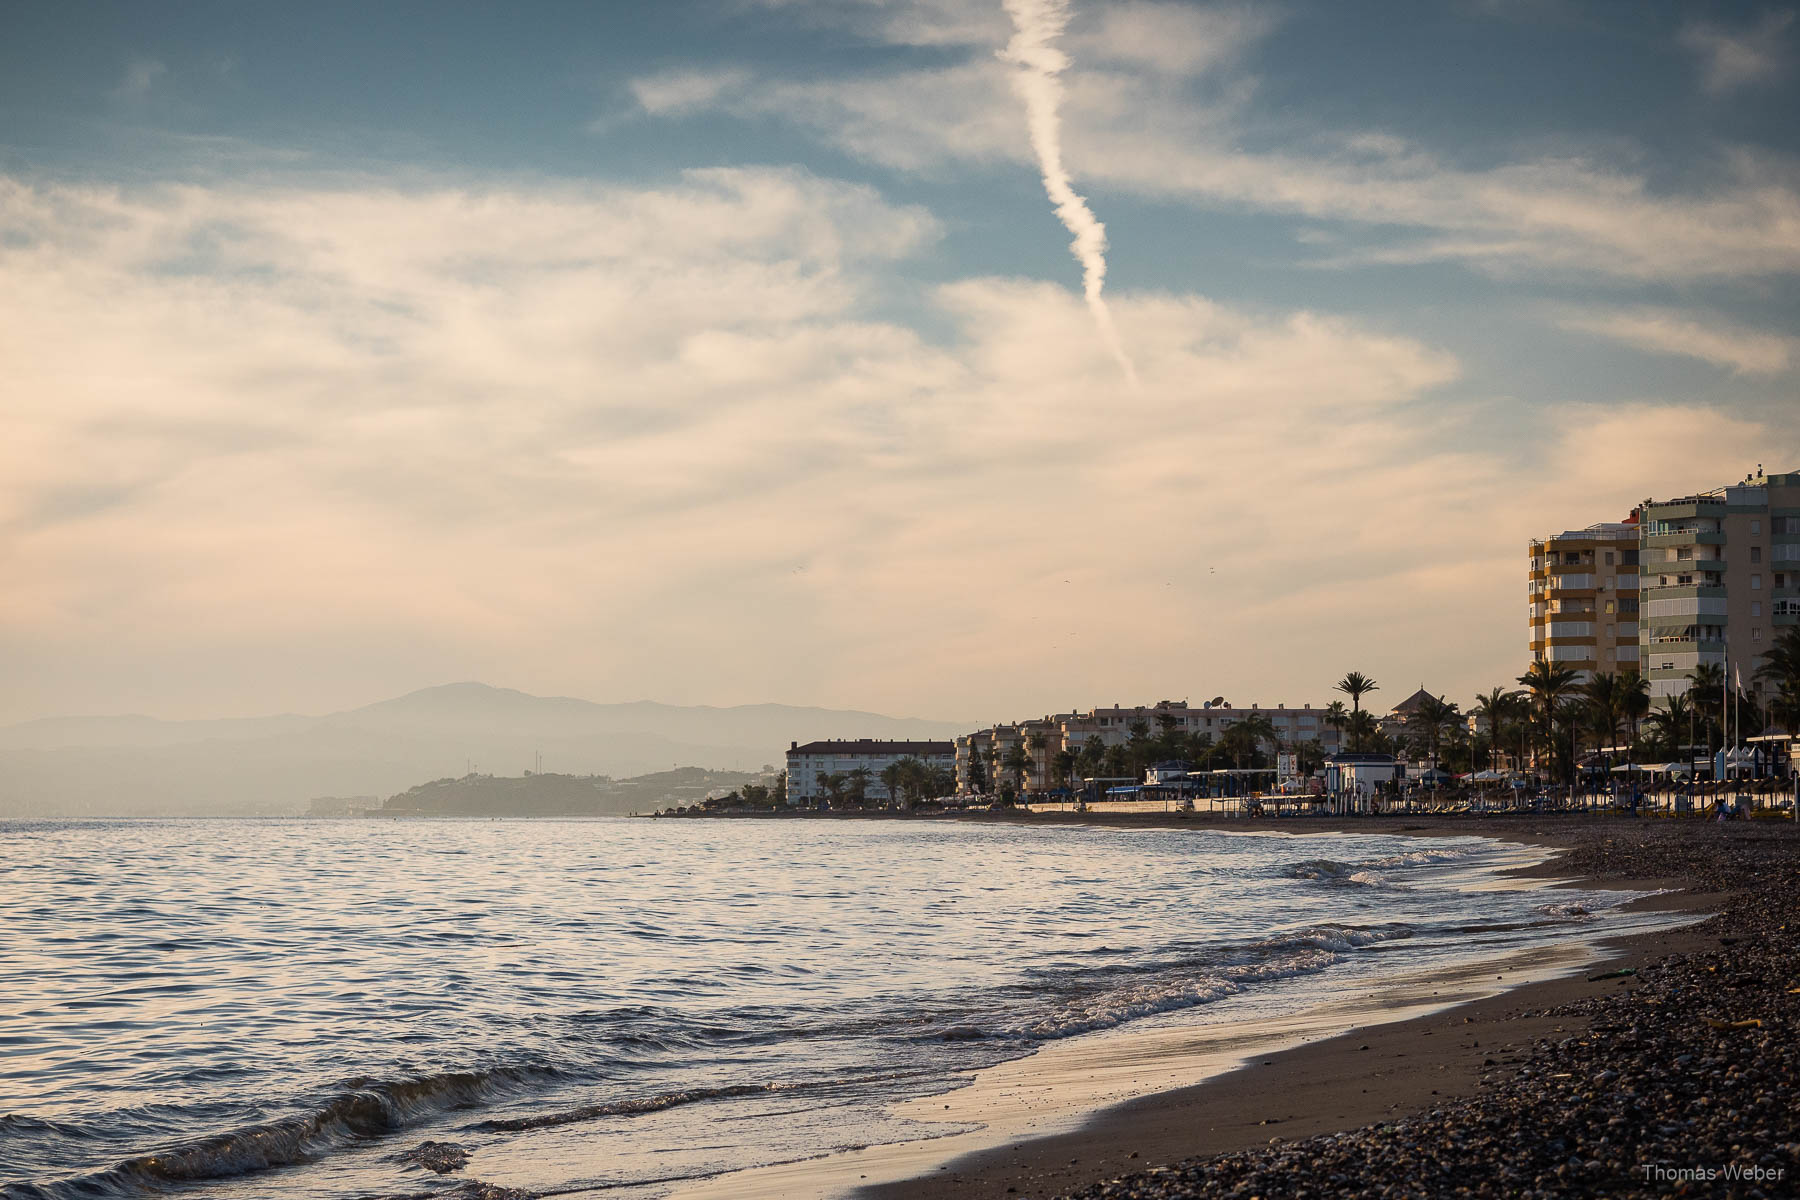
[656,816,1728,1200]
[855,885,1716,1200]
[893,815,1796,1200]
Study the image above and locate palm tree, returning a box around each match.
[1411,693,1460,772]
[1754,628,1800,734]
[1767,679,1800,739]
[880,761,905,807]
[1334,672,1380,751]
[1689,662,1726,754]
[1323,699,1349,745]
[1645,693,1692,759]
[1000,744,1030,795]
[1076,735,1106,781]
[1517,659,1580,781]
[1581,672,1624,757]
[845,767,871,807]
[1236,714,1278,769]
[1023,730,1047,791]
[1620,671,1651,756]
[1471,687,1521,771]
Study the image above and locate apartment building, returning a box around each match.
[785,739,955,805]
[1057,700,1341,755]
[1638,469,1800,700]
[1527,517,1642,684]
[953,699,1344,795]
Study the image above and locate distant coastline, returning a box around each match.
[366,766,768,818]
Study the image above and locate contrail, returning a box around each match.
[999,0,1137,385]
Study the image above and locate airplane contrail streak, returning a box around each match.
[999,0,1137,386]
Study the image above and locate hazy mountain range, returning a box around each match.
[0,683,971,817]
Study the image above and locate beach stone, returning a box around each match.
[1053,818,1800,1200]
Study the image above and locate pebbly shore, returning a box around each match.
[1053,818,1800,1200]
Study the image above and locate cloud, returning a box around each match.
[628,69,753,116]
[1557,307,1796,375]
[1073,2,1277,76]
[1680,11,1794,95]
[113,58,167,102]
[740,0,1010,48]
[654,19,1800,283]
[4,163,1793,728]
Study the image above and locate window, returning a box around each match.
[1605,551,1615,566]
[1752,574,1763,590]
[1753,602,1763,617]
[1605,600,1616,613]
[1752,520,1761,535]
[1754,628,1764,642]
[1751,546,1762,563]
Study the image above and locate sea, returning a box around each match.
[0,817,1674,1199]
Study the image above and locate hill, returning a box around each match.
[376,767,757,817]
[0,683,971,816]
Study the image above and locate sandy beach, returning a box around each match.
[658,810,1797,1200]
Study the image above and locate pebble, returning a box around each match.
[1058,819,1800,1200]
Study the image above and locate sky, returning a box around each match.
[2,0,1798,727]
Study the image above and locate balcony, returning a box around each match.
[1645,529,1726,548]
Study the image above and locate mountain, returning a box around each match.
[0,683,972,817]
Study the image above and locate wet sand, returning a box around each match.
[866,813,1797,1200]
[653,812,1744,1200]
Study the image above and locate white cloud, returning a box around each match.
[653,24,1800,283]
[628,69,753,116]
[3,166,1792,727]
[1557,306,1796,375]
[1073,2,1277,76]
[1680,11,1794,95]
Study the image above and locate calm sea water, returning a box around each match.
[0,818,1653,1198]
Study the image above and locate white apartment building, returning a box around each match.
[1639,469,1800,700]
[954,699,1344,795]
[784,739,955,805]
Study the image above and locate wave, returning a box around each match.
[1,1066,557,1198]
[1533,901,1595,919]
[478,1083,777,1132]
[1362,845,1487,869]
[1283,858,1393,887]
[1009,924,1413,1040]
[1284,844,1485,886]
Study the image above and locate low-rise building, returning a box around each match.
[954,698,1343,795]
[785,739,955,805]
[1057,700,1342,757]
